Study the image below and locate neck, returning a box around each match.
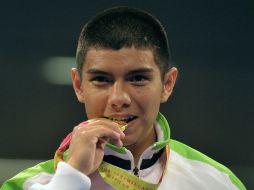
[126,125,157,166]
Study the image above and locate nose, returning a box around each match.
[108,81,131,111]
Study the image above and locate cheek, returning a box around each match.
[83,92,108,117]
[134,87,162,112]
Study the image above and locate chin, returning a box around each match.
[122,136,138,147]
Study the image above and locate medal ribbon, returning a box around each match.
[54,120,170,190]
[98,161,158,190]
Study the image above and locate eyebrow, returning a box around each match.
[87,69,110,75]
[87,68,154,75]
[127,68,154,75]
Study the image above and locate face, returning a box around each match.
[72,47,177,150]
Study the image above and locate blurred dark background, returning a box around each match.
[0,0,253,188]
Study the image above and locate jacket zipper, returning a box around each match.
[133,166,139,177]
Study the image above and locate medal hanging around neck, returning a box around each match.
[54,118,170,190]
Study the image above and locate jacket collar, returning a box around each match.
[103,112,170,171]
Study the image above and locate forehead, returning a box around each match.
[83,47,159,71]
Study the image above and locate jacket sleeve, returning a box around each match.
[24,162,91,190]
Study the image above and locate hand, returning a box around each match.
[66,119,125,175]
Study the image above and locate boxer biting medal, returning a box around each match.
[54,118,161,190]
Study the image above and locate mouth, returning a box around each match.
[106,115,138,123]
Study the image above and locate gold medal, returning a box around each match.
[106,117,128,131]
[85,117,127,131]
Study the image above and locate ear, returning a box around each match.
[160,67,178,103]
[71,68,84,103]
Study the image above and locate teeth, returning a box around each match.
[108,116,135,122]
[119,116,134,122]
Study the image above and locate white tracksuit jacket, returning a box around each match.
[1,113,246,190]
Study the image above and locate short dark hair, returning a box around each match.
[76,6,172,78]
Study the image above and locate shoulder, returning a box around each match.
[163,140,246,190]
[1,159,54,190]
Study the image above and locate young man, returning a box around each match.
[1,6,246,190]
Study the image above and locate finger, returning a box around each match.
[97,137,109,149]
[108,138,123,147]
[99,136,123,147]
[90,127,121,140]
[84,127,123,147]
[78,120,125,138]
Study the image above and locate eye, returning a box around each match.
[131,75,146,82]
[90,75,112,85]
[128,74,149,85]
